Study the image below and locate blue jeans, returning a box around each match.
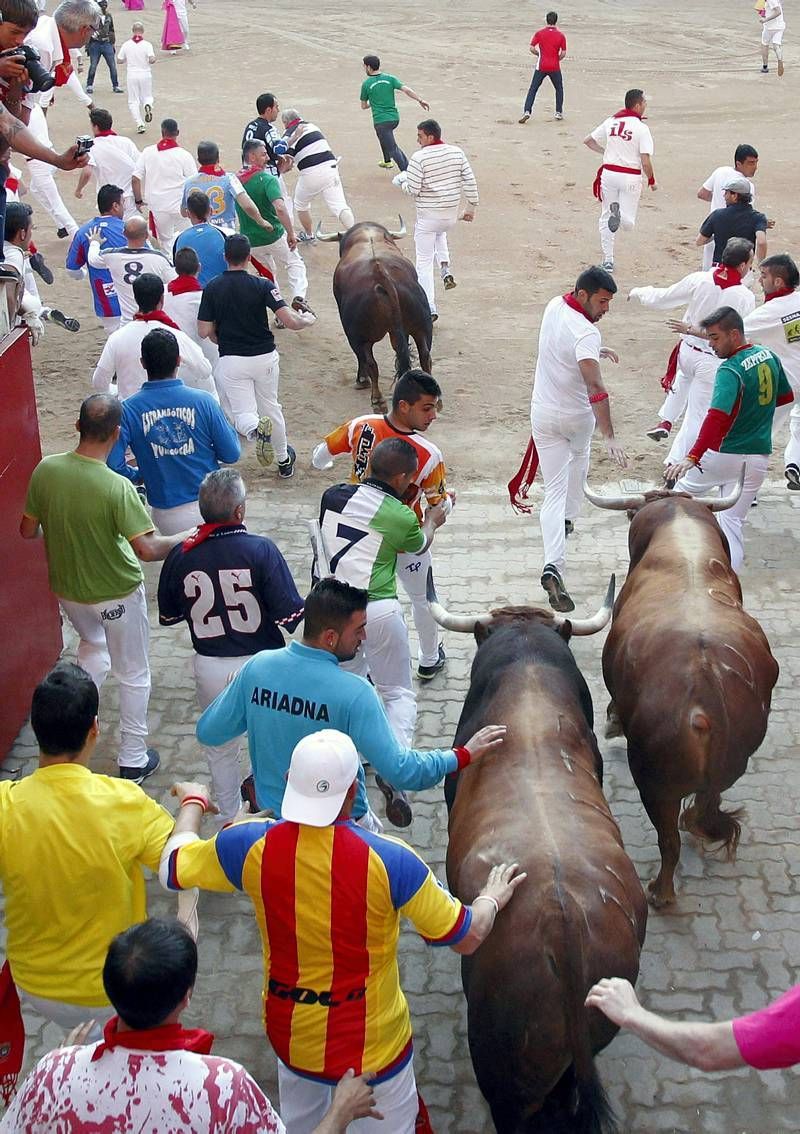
[524,69,563,114]
[86,41,119,88]
[374,119,408,171]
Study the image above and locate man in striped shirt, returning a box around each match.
[281,108,354,243]
[400,118,478,321]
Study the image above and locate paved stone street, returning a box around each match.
[3,475,799,1133]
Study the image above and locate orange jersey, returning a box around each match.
[324,415,447,519]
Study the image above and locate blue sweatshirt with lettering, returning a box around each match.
[109,378,240,509]
[196,640,458,818]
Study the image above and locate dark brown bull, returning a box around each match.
[586,483,779,908]
[318,219,432,413]
[429,575,647,1133]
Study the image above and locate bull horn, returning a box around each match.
[426,568,492,633]
[584,484,646,511]
[704,464,746,513]
[314,221,343,243]
[553,575,616,636]
[387,215,407,239]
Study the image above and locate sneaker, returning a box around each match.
[375,774,412,827]
[778,59,785,77]
[565,519,574,536]
[646,420,672,442]
[601,260,614,272]
[786,463,800,490]
[297,230,316,243]
[254,416,274,466]
[761,64,769,73]
[417,643,446,682]
[608,201,621,233]
[291,295,314,315]
[541,564,575,613]
[56,227,69,239]
[277,445,296,479]
[85,85,93,94]
[113,87,124,93]
[378,160,394,168]
[554,111,563,120]
[29,252,53,285]
[430,312,438,323]
[137,124,146,134]
[45,308,80,332]
[442,273,457,291]
[518,112,531,124]
[144,103,153,123]
[119,748,160,783]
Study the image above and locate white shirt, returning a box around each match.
[4,244,41,316]
[590,113,654,170]
[92,315,214,399]
[134,144,197,216]
[763,0,785,31]
[24,16,92,110]
[745,291,800,395]
[405,143,479,215]
[164,287,219,365]
[87,242,177,323]
[630,270,756,352]
[702,165,756,212]
[531,295,602,415]
[87,135,141,200]
[117,37,155,71]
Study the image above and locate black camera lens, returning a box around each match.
[19,45,55,93]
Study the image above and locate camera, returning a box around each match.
[0,45,55,93]
[74,135,94,157]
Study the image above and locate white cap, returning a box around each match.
[281,730,360,827]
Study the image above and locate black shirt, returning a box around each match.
[241,118,279,173]
[700,202,768,264]
[198,270,286,357]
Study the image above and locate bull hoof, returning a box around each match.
[355,377,371,390]
[647,878,676,909]
[371,397,388,413]
[604,720,624,739]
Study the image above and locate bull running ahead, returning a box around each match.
[317,220,432,413]
[429,574,647,1134]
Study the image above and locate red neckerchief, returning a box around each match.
[168,275,203,295]
[157,138,180,152]
[5,177,19,194]
[183,522,245,551]
[91,1016,214,1061]
[613,109,642,119]
[198,164,225,176]
[237,164,260,185]
[712,266,744,290]
[765,287,796,302]
[428,138,446,145]
[0,962,23,1105]
[562,292,594,323]
[132,34,144,42]
[134,310,181,329]
[94,129,117,137]
[53,28,73,86]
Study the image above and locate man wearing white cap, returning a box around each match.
[161,729,527,1134]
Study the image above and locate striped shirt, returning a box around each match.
[165,818,471,1084]
[287,122,337,172]
[405,142,479,214]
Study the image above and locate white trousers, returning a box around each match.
[18,989,114,1041]
[26,105,78,235]
[59,583,151,768]
[658,366,691,428]
[531,406,595,573]
[665,344,720,464]
[294,165,351,220]
[397,546,440,666]
[151,499,202,536]
[599,170,642,261]
[341,597,416,747]
[278,1059,418,1134]
[126,69,153,128]
[193,653,250,822]
[252,234,308,300]
[177,10,190,43]
[151,209,188,249]
[414,210,457,315]
[214,349,288,457]
[98,315,121,335]
[701,239,715,272]
[675,451,769,572]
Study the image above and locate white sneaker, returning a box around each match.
[554,112,563,120]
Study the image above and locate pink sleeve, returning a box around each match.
[732,985,800,1070]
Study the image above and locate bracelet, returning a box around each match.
[180,794,210,813]
[453,745,471,770]
[474,894,499,916]
[589,391,609,405]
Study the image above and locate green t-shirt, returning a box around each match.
[24,452,152,604]
[235,170,285,248]
[360,73,403,124]
[710,344,791,455]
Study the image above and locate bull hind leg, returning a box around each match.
[604,700,624,739]
[640,794,682,908]
[413,331,432,375]
[353,342,386,412]
[680,791,744,860]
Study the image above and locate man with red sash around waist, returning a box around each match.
[583,87,656,273]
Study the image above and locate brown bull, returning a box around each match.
[430,576,647,1134]
[588,485,779,908]
[318,219,432,413]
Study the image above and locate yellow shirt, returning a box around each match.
[0,763,175,1006]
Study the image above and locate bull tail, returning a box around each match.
[680,790,743,859]
[372,260,412,381]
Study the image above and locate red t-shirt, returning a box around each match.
[531,26,567,71]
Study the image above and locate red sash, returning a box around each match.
[0,962,24,1106]
[593,163,641,201]
[507,437,540,514]
[660,342,681,392]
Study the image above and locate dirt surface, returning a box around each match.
[31,0,798,495]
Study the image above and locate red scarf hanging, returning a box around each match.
[712,265,744,290]
[198,164,225,176]
[132,34,144,42]
[562,292,594,323]
[183,522,245,551]
[237,164,260,185]
[765,286,796,302]
[134,310,181,329]
[660,342,681,392]
[507,437,540,514]
[53,29,73,86]
[91,1016,214,1061]
[94,129,117,137]
[416,1091,436,1132]
[168,275,203,295]
[157,138,180,152]
[0,962,24,1106]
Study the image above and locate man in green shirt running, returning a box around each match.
[236,139,312,313]
[318,437,446,753]
[360,54,429,171]
[665,305,793,571]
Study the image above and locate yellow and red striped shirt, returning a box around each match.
[167,818,470,1082]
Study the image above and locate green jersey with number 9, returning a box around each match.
[709,344,791,454]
